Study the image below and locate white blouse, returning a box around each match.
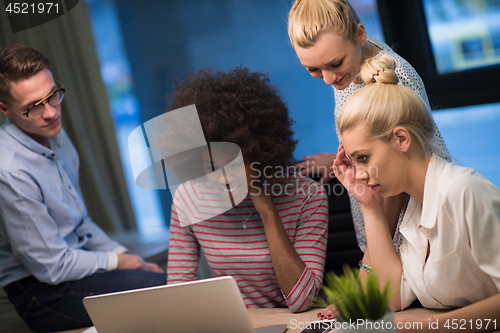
[400,154,500,309]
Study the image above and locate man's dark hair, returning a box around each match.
[0,44,50,103]
[168,67,297,169]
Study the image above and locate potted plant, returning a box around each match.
[315,266,395,333]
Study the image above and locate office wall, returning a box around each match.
[114,0,339,161]
[86,0,500,230]
[433,102,500,187]
[110,0,342,224]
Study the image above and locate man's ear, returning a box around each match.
[356,23,367,47]
[393,126,411,153]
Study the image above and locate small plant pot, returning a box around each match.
[330,311,396,333]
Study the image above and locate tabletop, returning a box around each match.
[248,308,500,333]
[55,307,500,333]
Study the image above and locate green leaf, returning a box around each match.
[314,265,395,322]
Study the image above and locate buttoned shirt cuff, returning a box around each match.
[107,245,128,271]
[107,252,119,271]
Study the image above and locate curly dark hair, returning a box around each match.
[167,67,297,169]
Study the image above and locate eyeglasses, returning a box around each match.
[9,87,65,119]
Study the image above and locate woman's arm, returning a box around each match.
[259,206,306,294]
[360,200,402,310]
[434,294,500,332]
[250,177,328,312]
[318,144,404,319]
[334,144,402,309]
[249,179,304,296]
[396,294,500,333]
[318,247,373,320]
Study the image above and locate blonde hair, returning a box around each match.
[338,55,435,155]
[288,0,361,48]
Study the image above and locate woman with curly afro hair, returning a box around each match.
[165,67,329,312]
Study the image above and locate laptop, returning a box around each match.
[83,276,287,333]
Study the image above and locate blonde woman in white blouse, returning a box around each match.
[332,54,500,332]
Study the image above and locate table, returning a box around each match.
[249,308,318,332]
[249,308,500,333]
[54,307,500,333]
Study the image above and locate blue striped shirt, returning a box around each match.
[0,119,125,287]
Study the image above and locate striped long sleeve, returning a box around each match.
[167,176,328,312]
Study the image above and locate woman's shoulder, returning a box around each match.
[434,161,500,239]
[439,159,500,202]
[172,180,231,207]
[367,37,390,52]
[370,38,420,78]
[369,37,429,105]
[369,38,404,62]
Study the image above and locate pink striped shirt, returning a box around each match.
[167,176,328,312]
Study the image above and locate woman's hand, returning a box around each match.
[247,169,274,214]
[244,167,306,298]
[317,304,338,320]
[295,152,336,184]
[333,144,383,210]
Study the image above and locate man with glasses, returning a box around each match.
[0,44,167,332]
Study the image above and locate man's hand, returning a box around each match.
[146,262,164,273]
[118,253,164,273]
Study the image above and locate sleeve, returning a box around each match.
[283,180,329,312]
[454,175,500,290]
[0,171,110,285]
[74,216,126,253]
[392,54,451,162]
[59,129,125,254]
[166,191,200,284]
